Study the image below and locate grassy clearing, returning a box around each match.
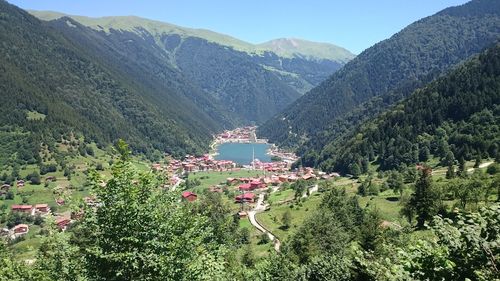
[257,192,322,242]
[26,111,46,121]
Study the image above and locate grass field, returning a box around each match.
[257,191,323,242]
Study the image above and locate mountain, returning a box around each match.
[30,11,355,123]
[258,0,500,146]
[319,43,500,174]
[258,38,353,63]
[0,0,235,166]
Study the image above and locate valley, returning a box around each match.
[0,0,499,280]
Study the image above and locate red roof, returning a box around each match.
[239,183,252,190]
[35,204,48,208]
[12,224,29,231]
[182,191,197,198]
[11,205,32,210]
[236,193,255,200]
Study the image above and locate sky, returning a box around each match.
[8,0,470,54]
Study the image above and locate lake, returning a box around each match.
[215,143,271,165]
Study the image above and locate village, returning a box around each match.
[0,126,330,254]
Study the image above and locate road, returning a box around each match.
[467,161,494,173]
[247,193,281,251]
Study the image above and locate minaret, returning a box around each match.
[252,146,255,170]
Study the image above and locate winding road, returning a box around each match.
[247,193,281,251]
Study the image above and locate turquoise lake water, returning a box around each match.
[215,143,271,165]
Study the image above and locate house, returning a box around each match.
[45,176,56,182]
[17,180,25,187]
[226,177,238,185]
[181,191,198,202]
[56,198,65,205]
[278,175,289,182]
[34,204,50,215]
[11,224,29,236]
[235,193,255,203]
[11,205,33,214]
[1,184,11,191]
[250,180,266,189]
[238,183,253,191]
[238,211,248,218]
[55,217,71,231]
[302,174,315,181]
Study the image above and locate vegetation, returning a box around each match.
[259,0,500,151]
[310,43,500,175]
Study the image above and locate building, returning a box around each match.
[55,217,71,231]
[235,193,255,203]
[34,204,50,215]
[11,205,33,214]
[181,191,198,202]
[238,183,253,191]
[12,224,29,235]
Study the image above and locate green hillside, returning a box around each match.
[314,43,500,174]
[30,11,354,122]
[258,0,500,147]
[0,0,231,167]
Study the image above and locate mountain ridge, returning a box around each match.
[29,10,355,62]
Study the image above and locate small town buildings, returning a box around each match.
[45,176,56,182]
[34,204,50,215]
[181,191,198,202]
[238,183,253,191]
[55,217,71,231]
[235,193,255,203]
[250,180,266,189]
[56,198,65,205]
[17,180,25,187]
[12,224,29,235]
[11,205,33,214]
[238,211,248,218]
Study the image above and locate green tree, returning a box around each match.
[77,148,229,280]
[387,171,404,196]
[408,167,440,228]
[282,210,292,230]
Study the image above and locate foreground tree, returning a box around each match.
[76,142,229,280]
[407,166,441,228]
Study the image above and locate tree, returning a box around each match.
[239,227,250,245]
[446,164,455,179]
[242,245,255,267]
[474,154,482,168]
[76,145,229,280]
[28,171,41,185]
[349,163,362,178]
[407,167,440,228]
[282,210,292,230]
[387,171,404,196]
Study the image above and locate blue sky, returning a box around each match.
[8,0,470,54]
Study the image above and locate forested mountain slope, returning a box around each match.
[315,43,500,174]
[31,11,355,123]
[0,0,231,166]
[258,0,500,145]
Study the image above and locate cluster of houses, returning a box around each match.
[216,126,256,143]
[1,203,72,240]
[0,180,25,195]
[153,155,237,175]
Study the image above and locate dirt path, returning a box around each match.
[247,193,281,251]
[467,161,494,173]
